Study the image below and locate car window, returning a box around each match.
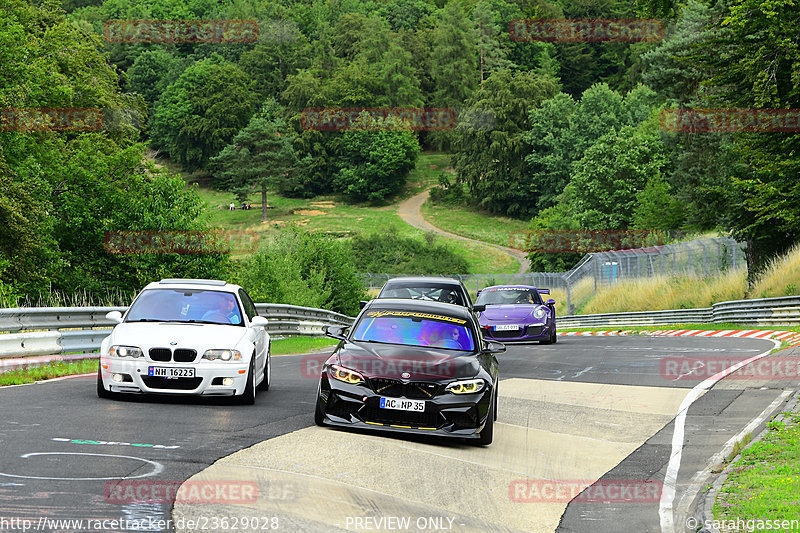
[476,288,543,306]
[379,285,466,306]
[352,310,475,351]
[238,288,258,320]
[126,289,244,326]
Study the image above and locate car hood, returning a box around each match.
[335,342,480,381]
[109,322,248,351]
[479,305,537,322]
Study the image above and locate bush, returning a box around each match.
[349,229,469,275]
[234,229,365,316]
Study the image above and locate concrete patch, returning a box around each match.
[173,379,695,533]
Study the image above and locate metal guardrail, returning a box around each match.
[0,304,355,372]
[559,295,800,328]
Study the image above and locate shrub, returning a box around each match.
[349,229,469,275]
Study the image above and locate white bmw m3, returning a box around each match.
[97,279,271,404]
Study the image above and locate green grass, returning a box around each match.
[421,199,531,249]
[271,336,339,355]
[192,153,519,274]
[713,409,800,526]
[0,358,98,386]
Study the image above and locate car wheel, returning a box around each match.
[257,351,271,391]
[314,383,326,426]
[476,389,495,445]
[552,329,558,344]
[538,335,553,345]
[96,365,116,400]
[236,357,256,405]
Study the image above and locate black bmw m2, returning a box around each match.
[314,299,504,445]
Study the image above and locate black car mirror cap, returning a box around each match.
[359,300,368,309]
[483,340,506,354]
[473,304,486,312]
[325,325,347,340]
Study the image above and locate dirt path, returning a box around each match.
[397,189,531,274]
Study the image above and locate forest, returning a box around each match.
[1,0,798,311]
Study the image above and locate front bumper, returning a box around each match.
[100,358,250,396]
[316,374,492,439]
[481,321,553,342]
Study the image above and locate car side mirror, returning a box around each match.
[250,316,269,327]
[359,300,368,309]
[546,299,555,305]
[473,304,486,312]
[483,340,506,354]
[105,310,123,324]
[325,325,347,340]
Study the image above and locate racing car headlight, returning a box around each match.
[533,307,547,320]
[109,345,143,358]
[329,365,364,385]
[202,349,242,361]
[445,379,486,394]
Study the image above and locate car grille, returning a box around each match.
[369,379,440,399]
[526,325,544,336]
[148,348,198,363]
[360,405,443,428]
[173,349,197,363]
[149,348,172,361]
[141,377,202,390]
[487,328,522,339]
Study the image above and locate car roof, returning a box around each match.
[363,298,474,321]
[481,285,540,291]
[142,279,241,293]
[382,277,465,288]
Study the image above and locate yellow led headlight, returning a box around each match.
[330,364,364,385]
[445,379,485,394]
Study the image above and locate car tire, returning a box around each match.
[257,351,271,392]
[476,389,495,445]
[314,383,326,426]
[552,329,557,344]
[96,365,116,400]
[236,357,256,405]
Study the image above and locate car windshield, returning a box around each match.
[379,285,465,306]
[125,289,243,326]
[351,310,475,351]
[476,288,543,306]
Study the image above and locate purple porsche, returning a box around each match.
[475,285,557,344]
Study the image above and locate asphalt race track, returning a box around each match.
[1,334,797,533]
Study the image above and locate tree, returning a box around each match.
[430,2,479,107]
[452,68,559,218]
[150,55,257,170]
[333,130,420,203]
[210,99,299,222]
[126,48,175,111]
[570,120,672,229]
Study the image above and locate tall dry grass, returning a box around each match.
[579,269,747,314]
[750,243,800,298]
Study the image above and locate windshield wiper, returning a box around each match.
[126,319,164,322]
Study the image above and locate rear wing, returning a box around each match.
[537,288,550,295]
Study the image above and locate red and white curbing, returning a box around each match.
[558,329,800,346]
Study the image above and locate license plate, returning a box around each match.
[380,397,425,412]
[495,324,519,331]
[148,366,195,378]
